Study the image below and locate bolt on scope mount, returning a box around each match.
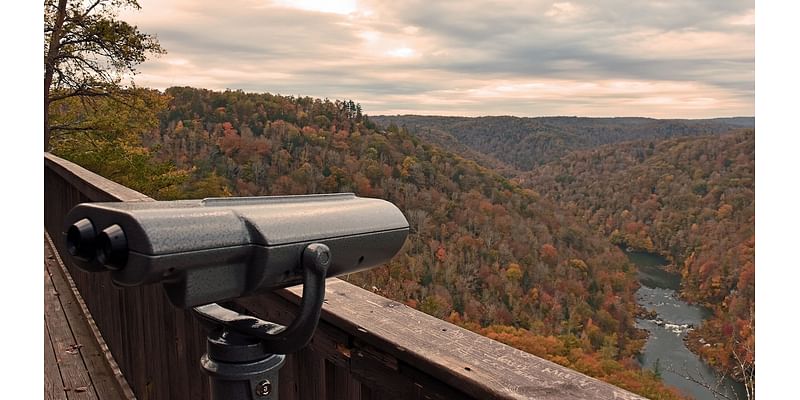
[63,193,409,400]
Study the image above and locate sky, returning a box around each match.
[5,1,800,396]
[124,0,754,118]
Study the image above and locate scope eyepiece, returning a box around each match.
[66,218,96,261]
[96,224,128,270]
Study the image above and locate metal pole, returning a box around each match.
[201,327,286,400]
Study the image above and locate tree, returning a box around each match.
[44,0,164,150]
[540,243,558,266]
[45,1,184,199]
[50,88,188,199]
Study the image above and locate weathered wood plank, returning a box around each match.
[45,322,68,400]
[46,237,127,399]
[45,259,98,400]
[325,361,337,400]
[297,346,327,399]
[186,312,211,400]
[349,340,438,400]
[359,384,373,400]
[137,286,173,400]
[152,294,175,400]
[326,360,361,400]
[129,287,149,398]
[278,351,299,400]
[142,290,157,399]
[165,306,189,400]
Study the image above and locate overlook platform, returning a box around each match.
[44,153,645,400]
[45,233,134,400]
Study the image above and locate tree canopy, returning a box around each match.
[44,0,164,150]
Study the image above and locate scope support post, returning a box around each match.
[193,243,331,400]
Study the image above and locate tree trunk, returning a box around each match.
[44,0,68,151]
[44,84,51,152]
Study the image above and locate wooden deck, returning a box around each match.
[45,233,134,400]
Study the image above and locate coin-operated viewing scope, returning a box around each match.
[63,193,409,400]
[64,193,409,307]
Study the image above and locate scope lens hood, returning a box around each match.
[97,224,128,270]
[66,218,96,261]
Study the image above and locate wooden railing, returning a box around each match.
[44,153,645,400]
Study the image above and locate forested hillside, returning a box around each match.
[53,86,685,398]
[372,115,753,171]
[522,132,755,383]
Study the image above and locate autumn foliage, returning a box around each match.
[524,132,755,384]
[55,87,715,399]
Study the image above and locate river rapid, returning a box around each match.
[626,250,747,400]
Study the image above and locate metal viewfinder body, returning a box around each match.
[63,193,409,307]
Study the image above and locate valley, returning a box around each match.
[51,88,754,399]
[375,114,755,398]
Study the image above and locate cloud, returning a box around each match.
[545,2,584,21]
[271,0,359,15]
[122,0,754,118]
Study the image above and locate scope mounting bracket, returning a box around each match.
[192,243,331,400]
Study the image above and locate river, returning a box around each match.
[626,250,747,400]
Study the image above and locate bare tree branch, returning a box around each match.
[663,363,740,400]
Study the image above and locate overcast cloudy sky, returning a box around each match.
[119,0,754,118]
